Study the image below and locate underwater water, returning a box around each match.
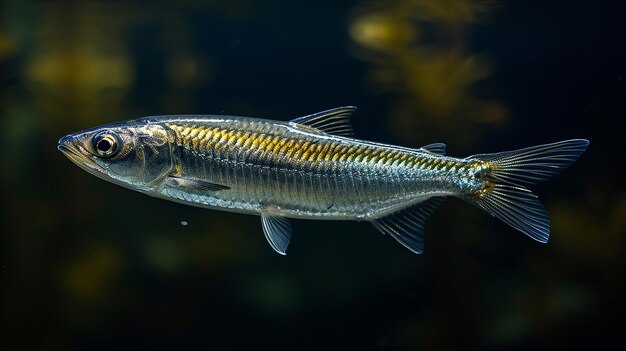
[1,0,623,349]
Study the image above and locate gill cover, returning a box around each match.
[102,123,174,189]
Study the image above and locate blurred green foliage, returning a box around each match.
[349,0,508,148]
[1,0,623,349]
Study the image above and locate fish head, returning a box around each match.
[58,120,174,191]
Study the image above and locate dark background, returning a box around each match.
[1,0,624,349]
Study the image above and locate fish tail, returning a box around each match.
[464,139,589,243]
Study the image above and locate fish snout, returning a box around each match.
[57,131,93,155]
[57,132,93,166]
[57,134,76,150]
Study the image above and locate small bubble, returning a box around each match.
[180,221,188,226]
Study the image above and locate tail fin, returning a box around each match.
[465,139,589,243]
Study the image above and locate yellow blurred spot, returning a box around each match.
[0,32,15,58]
[349,0,507,148]
[25,43,132,100]
[63,246,122,302]
[350,16,416,51]
[20,3,135,121]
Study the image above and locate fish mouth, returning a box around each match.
[57,138,106,176]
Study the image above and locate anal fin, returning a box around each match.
[261,214,292,255]
[371,197,444,254]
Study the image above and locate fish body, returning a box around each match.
[161,115,475,220]
[58,107,589,254]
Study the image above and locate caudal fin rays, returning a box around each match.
[466,139,589,243]
[468,139,589,186]
[469,185,549,242]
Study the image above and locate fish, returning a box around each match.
[58,107,589,255]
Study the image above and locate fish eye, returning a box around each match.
[92,131,120,158]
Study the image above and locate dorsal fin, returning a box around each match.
[371,197,445,254]
[289,106,357,137]
[421,143,447,155]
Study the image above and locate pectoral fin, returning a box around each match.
[260,214,292,255]
[371,197,444,254]
[165,176,230,192]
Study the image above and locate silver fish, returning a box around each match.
[58,107,589,254]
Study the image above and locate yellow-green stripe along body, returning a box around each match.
[58,107,589,255]
[162,116,472,221]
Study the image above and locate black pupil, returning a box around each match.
[97,138,112,152]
